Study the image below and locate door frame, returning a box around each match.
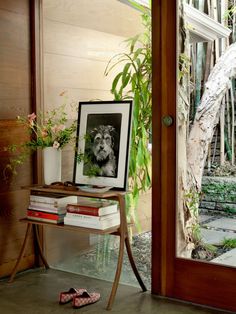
[152,1,236,312]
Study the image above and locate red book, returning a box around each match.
[27,209,64,221]
[66,199,118,217]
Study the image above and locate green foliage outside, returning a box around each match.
[202,182,236,202]
[222,237,236,249]
[201,181,236,214]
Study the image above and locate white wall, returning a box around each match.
[43,0,144,116]
[43,19,128,114]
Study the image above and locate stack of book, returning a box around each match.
[27,193,78,224]
[64,197,120,230]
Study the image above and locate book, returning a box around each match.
[65,211,120,222]
[66,197,118,216]
[29,194,77,207]
[27,216,64,224]
[28,204,67,215]
[27,209,65,223]
[64,215,120,230]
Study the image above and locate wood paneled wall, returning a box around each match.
[0,0,34,278]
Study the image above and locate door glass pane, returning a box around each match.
[177,0,236,267]
[42,0,152,288]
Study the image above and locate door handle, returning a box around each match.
[162,115,174,127]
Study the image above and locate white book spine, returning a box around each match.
[65,212,120,222]
[30,195,77,206]
[64,217,120,230]
[28,205,66,214]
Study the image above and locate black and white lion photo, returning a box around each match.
[83,114,121,178]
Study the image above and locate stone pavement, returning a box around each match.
[200,214,236,266]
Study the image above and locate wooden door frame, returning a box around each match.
[152,0,176,296]
[152,1,236,312]
[30,0,44,184]
[30,0,45,265]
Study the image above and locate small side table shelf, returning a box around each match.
[8,185,147,310]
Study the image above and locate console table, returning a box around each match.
[8,185,147,310]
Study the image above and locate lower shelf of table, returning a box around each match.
[20,218,120,235]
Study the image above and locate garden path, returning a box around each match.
[200,214,236,266]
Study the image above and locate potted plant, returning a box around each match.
[4,103,76,184]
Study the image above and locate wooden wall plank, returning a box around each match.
[0,0,34,278]
[0,0,29,14]
[0,120,33,190]
[0,5,30,119]
[0,10,29,50]
[0,255,35,278]
[0,100,31,118]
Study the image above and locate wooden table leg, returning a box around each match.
[125,236,147,291]
[106,232,125,310]
[33,225,49,269]
[117,194,147,292]
[8,223,32,283]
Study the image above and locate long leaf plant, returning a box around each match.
[104,2,152,230]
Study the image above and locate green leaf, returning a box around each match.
[122,63,131,85]
[113,90,121,100]
[137,140,144,166]
[128,0,151,15]
[133,48,143,60]
[111,72,122,93]
[126,34,140,53]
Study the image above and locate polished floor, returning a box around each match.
[0,269,231,314]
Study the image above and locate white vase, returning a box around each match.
[43,147,62,185]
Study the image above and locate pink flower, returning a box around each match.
[41,129,48,138]
[51,126,58,133]
[28,113,36,121]
[57,124,66,131]
[59,90,67,96]
[53,141,60,149]
[28,112,36,126]
[51,125,66,133]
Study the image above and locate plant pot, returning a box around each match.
[43,147,62,185]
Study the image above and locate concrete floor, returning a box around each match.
[0,269,231,314]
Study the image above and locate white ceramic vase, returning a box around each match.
[43,147,62,185]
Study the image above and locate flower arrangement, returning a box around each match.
[19,105,76,150]
[4,103,77,177]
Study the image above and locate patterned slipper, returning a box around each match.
[72,290,100,308]
[59,288,86,304]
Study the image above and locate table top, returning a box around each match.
[23,184,127,199]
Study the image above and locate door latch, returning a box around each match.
[162,115,174,127]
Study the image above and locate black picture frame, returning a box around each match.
[73,100,133,190]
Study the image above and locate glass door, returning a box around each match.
[152,0,236,312]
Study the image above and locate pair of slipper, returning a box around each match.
[59,288,100,308]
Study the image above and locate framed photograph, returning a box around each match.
[73,100,133,190]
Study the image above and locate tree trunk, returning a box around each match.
[177,8,236,257]
[187,42,236,190]
[177,2,196,258]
